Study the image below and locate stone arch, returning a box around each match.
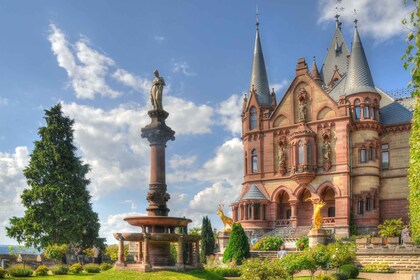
[271,186,296,201]
[293,184,317,199]
[316,181,341,197]
[273,115,289,127]
[317,106,336,120]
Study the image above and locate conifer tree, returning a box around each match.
[7,104,100,248]
[200,216,215,263]
[222,223,250,265]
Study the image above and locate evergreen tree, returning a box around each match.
[7,104,100,248]
[222,223,250,265]
[200,216,215,263]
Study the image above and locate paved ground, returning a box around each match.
[358,272,417,280]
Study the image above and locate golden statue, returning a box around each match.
[306,198,326,230]
[217,204,233,232]
[150,70,165,110]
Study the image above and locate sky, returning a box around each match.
[0,0,414,245]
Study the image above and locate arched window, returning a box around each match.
[357,199,364,214]
[250,107,257,130]
[354,99,361,119]
[252,149,258,173]
[364,98,370,119]
[307,141,312,165]
[366,196,371,211]
[298,141,304,164]
[328,207,335,217]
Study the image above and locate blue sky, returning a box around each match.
[0,0,414,244]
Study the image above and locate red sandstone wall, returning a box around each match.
[379,199,409,223]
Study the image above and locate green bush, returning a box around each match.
[84,264,100,273]
[339,264,359,278]
[223,223,250,265]
[378,219,405,237]
[69,263,83,274]
[332,273,349,280]
[34,264,49,276]
[0,268,7,278]
[309,244,331,270]
[241,257,285,280]
[8,265,33,277]
[277,253,305,279]
[295,236,309,251]
[207,267,241,277]
[100,262,113,271]
[252,237,283,251]
[51,264,69,275]
[315,273,335,280]
[361,263,394,273]
[327,241,356,269]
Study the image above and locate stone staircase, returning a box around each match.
[255,226,311,250]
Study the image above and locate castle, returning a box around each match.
[231,15,414,238]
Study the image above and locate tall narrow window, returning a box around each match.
[366,197,371,211]
[307,141,312,165]
[364,98,370,119]
[250,107,257,130]
[382,144,389,169]
[298,141,304,164]
[247,204,252,220]
[357,199,364,214]
[261,205,265,220]
[354,99,361,119]
[328,207,335,217]
[360,149,367,163]
[254,204,260,220]
[252,149,258,173]
[369,146,374,161]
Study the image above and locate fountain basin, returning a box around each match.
[124,216,192,227]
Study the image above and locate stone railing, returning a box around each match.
[322,217,335,225]
[275,219,292,227]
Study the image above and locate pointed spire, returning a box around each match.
[249,13,271,106]
[344,26,377,95]
[311,56,322,84]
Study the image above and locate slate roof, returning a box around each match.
[397,97,416,112]
[249,23,271,106]
[241,184,268,200]
[344,27,377,95]
[380,101,413,125]
[320,19,350,85]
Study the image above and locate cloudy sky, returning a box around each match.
[0,0,413,245]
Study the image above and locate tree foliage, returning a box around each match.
[403,0,420,244]
[43,244,68,262]
[200,216,215,263]
[6,104,100,248]
[105,244,128,261]
[222,223,250,265]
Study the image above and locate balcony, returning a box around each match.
[291,164,317,184]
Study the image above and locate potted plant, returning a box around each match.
[378,219,404,244]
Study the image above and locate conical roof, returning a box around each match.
[320,17,350,84]
[249,23,271,106]
[344,26,377,95]
[241,184,267,200]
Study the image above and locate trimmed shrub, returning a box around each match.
[315,273,335,280]
[100,262,113,271]
[223,223,250,265]
[295,236,309,251]
[241,257,285,280]
[84,264,100,273]
[332,273,349,280]
[0,268,7,279]
[339,264,359,279]
[34,265,49,276]
[252,237,283,251]
[69,263,83,274]
[207,267,241,277]
[8,265,33,277]
[361,263,394,273]
[51,264,69,275]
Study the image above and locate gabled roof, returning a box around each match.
[344,26,377,95]
[320,19,350,85]
[380,101,413,125]
[249,23,271,106]
[241,184,268,201]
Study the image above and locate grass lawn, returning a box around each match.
[4,269,225,280]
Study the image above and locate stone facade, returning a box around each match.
[231,18,412,238]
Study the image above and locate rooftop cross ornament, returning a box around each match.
[150,70,165,111]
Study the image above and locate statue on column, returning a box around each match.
[150,70,165,111]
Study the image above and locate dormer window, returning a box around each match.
[250,107,257,130]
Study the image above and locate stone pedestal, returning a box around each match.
[308,229,327,248]
[218,231,231,254]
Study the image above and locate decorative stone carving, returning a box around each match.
[141,110,175,146]
[321,128,332,172]
[298,88,308,122]
[277,136,288,176]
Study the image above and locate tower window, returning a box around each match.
[328,207,335,217]
[250,107,257,130]
[252,149,258,173]
[298,141,304,164]
[354,99,361,120]
[364,98,370,119]
[357,199,364,215]
[360,149,367,163]
[247,204,252,220]
[369,146,374,161]
[366,197,371,211]
[381,144,389,169]
[307,141,312,165]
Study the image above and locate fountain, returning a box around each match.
[113,70,201,272]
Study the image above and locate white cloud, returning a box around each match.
[100,212,146,244]
[0,98,8,106]
[172,61,196,76]
[271,79,289,94]
[0,147,30,244]
[318,0,413,42]
[217,94,242,135]
[48,24,120,99]
[112,69,151,96]
[154,36,165,41]
[169,154,197,169]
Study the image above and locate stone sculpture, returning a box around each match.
[306,198,326,230]
[150,70,165,110]
[217,204,233,232]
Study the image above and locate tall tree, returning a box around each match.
[7,104,100,248]
[403,0,420,243]
[222,223,250,265]
[200,216,215,263]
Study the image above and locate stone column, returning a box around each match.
[290,200,298,227]
[141,110,175,217]
[194,241,201,268]
[117,235,125,266]
[176,236,185,270]
[137,241,143,264]
[144,235,150,266]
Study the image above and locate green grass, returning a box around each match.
[4,269,224,280]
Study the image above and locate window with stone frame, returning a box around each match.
[357,198,364,215]
[328,207,335,217]
[365,196,371,211]
[298,141,304,164]
[261,204,266,220]
[368,146,374,161]
[364,98,370,119]
[252,149,258,173]
[307,141,312,165]
[354,99,361,119]
[381,143,389,169]
[247,204,252,220]
[254,204,260,220]
[360,148,367,163]
[250,107,257,130]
